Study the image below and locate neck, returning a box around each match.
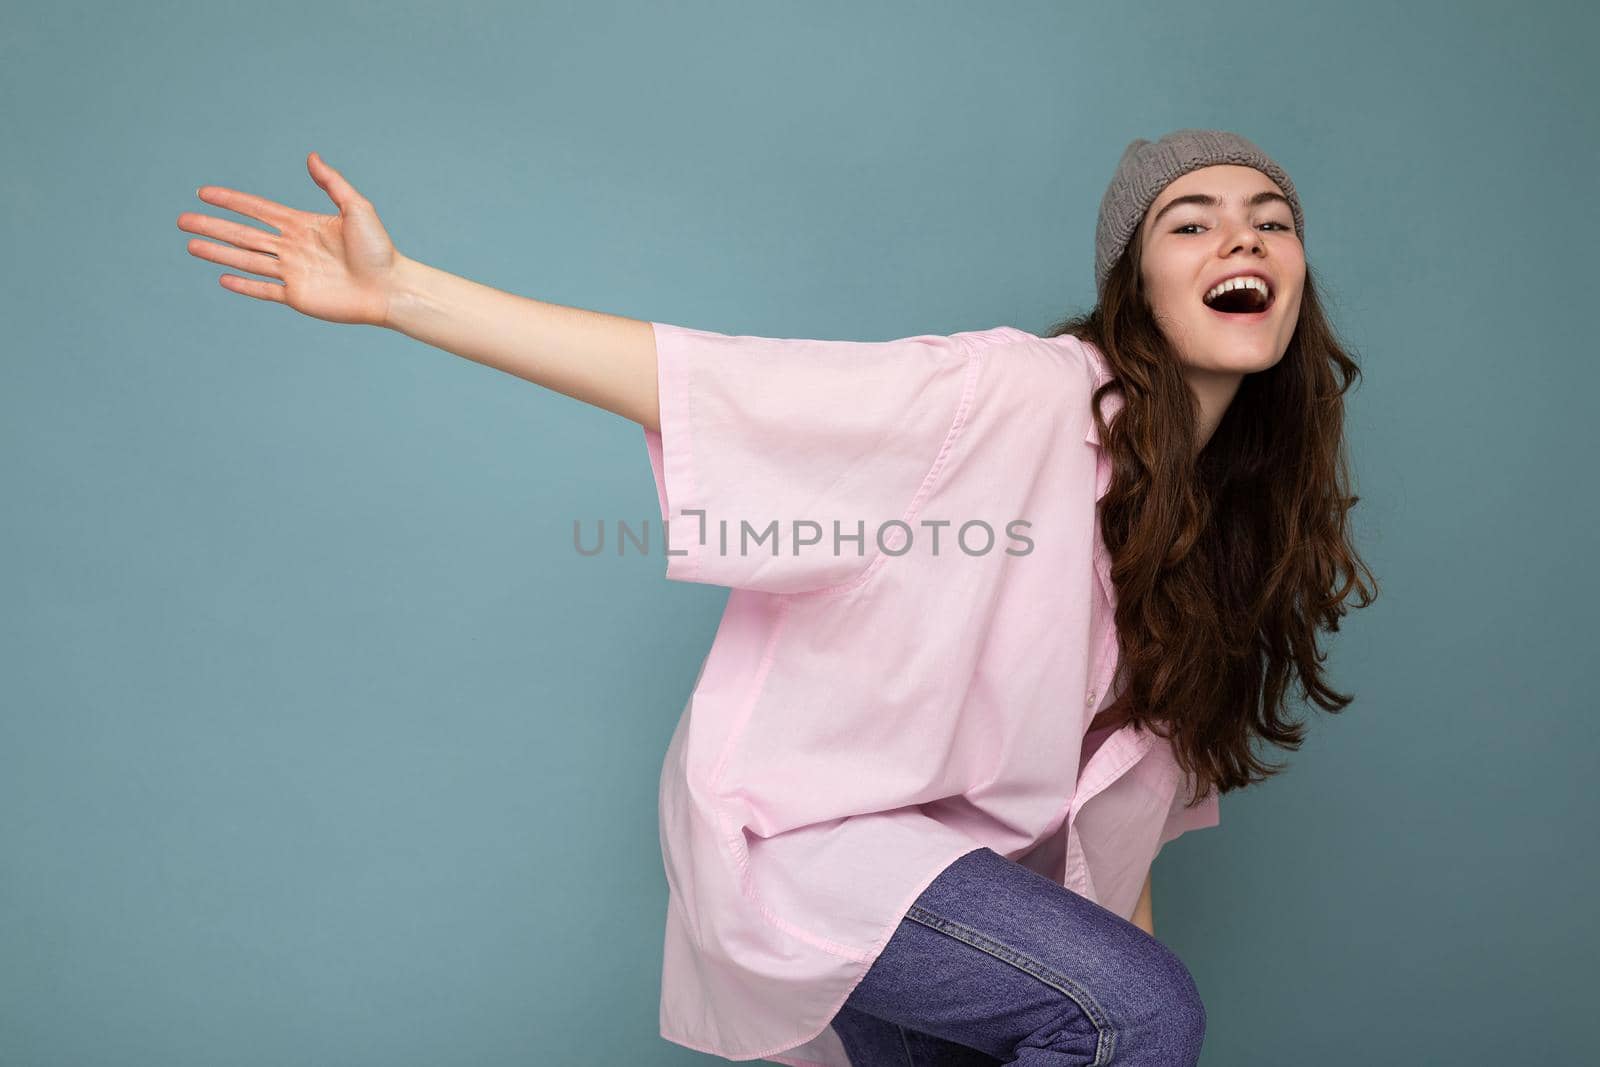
[1184,368,1244,454]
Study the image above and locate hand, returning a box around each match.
[179,151,400,327]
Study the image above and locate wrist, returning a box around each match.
[381,252,433,334]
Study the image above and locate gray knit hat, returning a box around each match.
[1094,128,1305,301]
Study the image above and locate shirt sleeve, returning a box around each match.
[1158,781,1221,849]
[641,320,982,594]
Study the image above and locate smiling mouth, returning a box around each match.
[1203,285,1273,315]
[1202,286,1274,320]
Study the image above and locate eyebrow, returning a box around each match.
[1148,190,1294,231]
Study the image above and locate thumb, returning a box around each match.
[306,150,365,211]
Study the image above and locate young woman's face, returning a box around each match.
[1136,164,1305,376]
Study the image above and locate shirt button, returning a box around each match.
[1086,689,1097,707]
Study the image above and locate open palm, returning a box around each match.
[178,151,398,326]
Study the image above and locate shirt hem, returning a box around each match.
[658,840,990,1064]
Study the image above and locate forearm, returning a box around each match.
[1131,870,1155,936]
[382,253,661,430]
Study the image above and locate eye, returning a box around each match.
[1173,221,1292,234]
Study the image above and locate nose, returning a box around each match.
[1220,217,1265,258]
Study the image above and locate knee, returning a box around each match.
[1031,939,1207,1065]
[1135,940,1207,1063]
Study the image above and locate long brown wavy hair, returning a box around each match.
[1044,235,1379,805]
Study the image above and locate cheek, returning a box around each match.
[1149,281,1197,324]
[1283,288,1305,323]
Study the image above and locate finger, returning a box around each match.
[197,184,293,229]
[176,211,280,255]
[187,236,284,280]
[306,151,365,212]
[218,273,287,304]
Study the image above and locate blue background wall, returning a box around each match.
[3,1,1595,1063]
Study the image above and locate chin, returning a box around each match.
[1182,345,1286,375]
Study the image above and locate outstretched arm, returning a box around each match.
[179,152,660,431]
[384,254,659,431]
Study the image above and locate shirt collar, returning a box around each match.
[1079,337,1120,449]
[1080,337,1119,608]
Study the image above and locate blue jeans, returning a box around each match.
[827,846,1206,1066]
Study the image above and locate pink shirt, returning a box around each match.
[641,321,1220,1066]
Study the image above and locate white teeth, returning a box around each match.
[1204,275,1272,305]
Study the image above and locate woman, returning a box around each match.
[178,128,1376,1066]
